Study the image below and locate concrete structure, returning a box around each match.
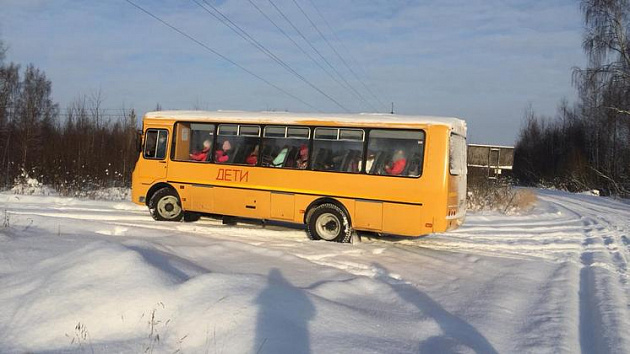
[467,144,514,180]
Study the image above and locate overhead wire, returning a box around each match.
[192,0,350,112]
[296,0,389,112]
[265,0,378,113]
[124,0,321,112]
[246,0,371,112]
[305,0,389,111]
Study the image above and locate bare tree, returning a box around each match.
[575,0,630,116]
[0,39,6,63]
[0,38,140,192]
[515,0,630,196]
[14,64,58,171]
[0,63,20,185]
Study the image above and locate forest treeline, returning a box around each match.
[3,1,630,197]
[514,0,630,197]
[0,40,139,193]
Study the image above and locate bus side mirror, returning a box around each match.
[136,129,143,153]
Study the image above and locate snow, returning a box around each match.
[10,171,56,196]
[0,189,628,353]
[9,171,130,201]
[71,187,132,201]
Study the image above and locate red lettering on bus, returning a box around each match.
[239,171,249,182]
[216,168,249,182]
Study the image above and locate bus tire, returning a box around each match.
[148,188,184,222]
[306,203,352,243]
[184,212,201,222]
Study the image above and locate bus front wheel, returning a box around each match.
[149,188,184,222]
[306,203,352,243]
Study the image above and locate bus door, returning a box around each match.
[140,128,169,184]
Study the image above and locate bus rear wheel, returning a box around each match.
[306,203,352,243]
[149,188,184,222]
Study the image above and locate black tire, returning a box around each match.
[184,212,201,222]
[148,188,183,222]
[306,203,352,243]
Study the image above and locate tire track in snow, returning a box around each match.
[543,194,630,283]
[537,194,630,354]
[381,209,586,263]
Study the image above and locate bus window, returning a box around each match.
[366,130,425,177]
[216,124,260,165]
[339,129,363,141]
[312,128,364,173]
[261,126,310,169]
[144,130,157,158]
[144,129,168,160]
[172,123,215,162]
[240,125,260,136]
[265,126,286,138]
[315,128,337,139]
[449,133,467,175]
[288,127,309,139]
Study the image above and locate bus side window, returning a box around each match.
[144,130,158,158]
[144,129,168,160]
[449,133,467,176]
[366,130,425,177]
[172,122,215,162]
[261,126,310,169]
[216,124,260,165]
[312,128,364,173]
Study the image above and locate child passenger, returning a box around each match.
[246,145,259,165]
[215,140,232,163]
[272,146,289,167]
[296,145,309,169]
[190,139,212,161]
[385,149,407,176]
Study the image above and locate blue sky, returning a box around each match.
[0,0,584,144]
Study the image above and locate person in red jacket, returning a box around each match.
[189,139,212,161]
[215,140,232,163]
[296,144,309,169]
[245,145,259,165]
[385,149,407,176]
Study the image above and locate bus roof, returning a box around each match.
[145,110,467,135]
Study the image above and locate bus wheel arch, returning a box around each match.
[147,184,184,222]
[305,198,353,243]
[145,182,175,207]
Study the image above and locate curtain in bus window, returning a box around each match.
[366,130,425,177]
[312,128,364,173]
[216,124,260,165]
[261,126,310,169]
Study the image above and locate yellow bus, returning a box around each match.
[132,111,467,242]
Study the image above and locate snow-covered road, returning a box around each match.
[0,190,628,353]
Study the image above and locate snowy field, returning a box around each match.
[0,190,629,353]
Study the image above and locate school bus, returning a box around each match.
[132,111,467,242]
